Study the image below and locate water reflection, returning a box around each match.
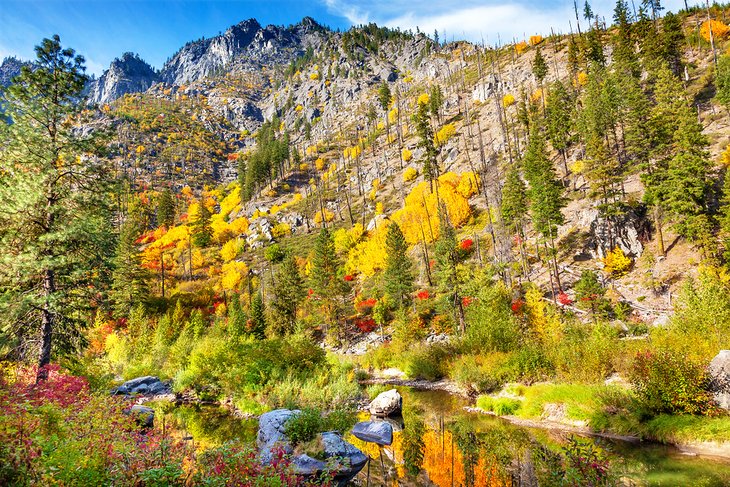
[348,388,730,487]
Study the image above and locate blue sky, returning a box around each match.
[1,0,690,76]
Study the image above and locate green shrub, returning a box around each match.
[502,345,554,383]
[366,383,390,399]
[285,408,323,445]
[450,353,510,393]
[461,283,521,354]
[404,343,452,380]
[629,350,717,416]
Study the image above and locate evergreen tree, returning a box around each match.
[191,197,212,247]
[434,211,466,333]
[716,54,730,111]
[248,292,266,339]
[188,308,206,338]
[661,11,684,75]
[574,270,607,319]
[271,252,305,334]
[429,84,444,122]
[501,165,528,234]
[228,293,247,338]
[383,222,414,308]
[413,100,439,184]
[110,218,150,318]
[522,126,565,240]
[532,47,549,85]
[612,0,639,78]
[310,228,349,329]
[545,80,574,176]
[157,188,175,228]
[0,36,114,380]
[377,81,392,112]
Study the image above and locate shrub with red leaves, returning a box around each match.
[355,298,377,314]
[557,292,573,306]
[459,239,474,251]
[511,299,525,315]
[461,296,474,307]
[355,317,377,333]
[417,290,431,300]
[343,274,354,282]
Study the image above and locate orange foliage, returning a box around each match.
[700,19,730,42]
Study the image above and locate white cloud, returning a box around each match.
[319,0,693,45]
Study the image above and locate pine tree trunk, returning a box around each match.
[654,205,666,256]
[36,268,56,382]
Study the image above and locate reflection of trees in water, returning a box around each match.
[403,408,426,476]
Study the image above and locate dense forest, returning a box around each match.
[3,1,730,485]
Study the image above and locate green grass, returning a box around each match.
[644,415,730,443]
[476,395,522,415]
[516,383,605,422]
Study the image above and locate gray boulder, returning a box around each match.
[128,404,155,428]
[351,420,393,445]
[114,376,170,396]
[369,389,402,417]
[256,409,367,484]
[257,409,298,463]
[709,350,730,410]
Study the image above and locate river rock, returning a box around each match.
[113,376,170,396]
[256,409,367,484]
[257,409,297,463]
[351,420,393,445]
[369,389,402,417]
[709,350,730,410]
[128,404,155,428]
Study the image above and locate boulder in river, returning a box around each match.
[369,389,402,417]
[256,409,367,485]
[351,420,393,445]
[709,350,730,410]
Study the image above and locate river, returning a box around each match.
[161,387,730,486]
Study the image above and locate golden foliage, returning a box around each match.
[515,41,528,54]
[315,157,326,171]
[721,145,730,166]
[403,166,418,182]
[417,93,430,105]
[603,247,633,278]
[346,222,391,277]
[434,123,456,147]
[313,208,335,224]
[333,223,364,254]
[529,35,544,46]
[530,88,544,104]
[456,172,480,198]
[272,222,291,238]
[574,71,589,88]
[401,148,413,163]
[221,239,242,262]
[309,72,320,80]
[388,108,399,125]
[502,93,516,108]
[700,19,730,42]
[295,104,304,113]
[221,261,249,291]
[299,163,309,171]
[391,172,473,244]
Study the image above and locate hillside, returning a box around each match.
[3,3,730,485]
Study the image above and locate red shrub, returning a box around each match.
[460,239,474,251]
[417,290,431,300]
[557,292,573,306]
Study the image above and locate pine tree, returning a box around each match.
[434,211,466,333]
[110,218,150,318]
[310,228,349,330]
[377,81,392,112]
[271,252,305,334]
[532,47,548,85]
[612,0,639,78]
[228,293,247,338]
[716,54,730,111]
[191,197,212,247]
[501,164,528,234]
[157,188,175,228]
[248,292,266,339]
[545,80,574,177]
[413,100,439,184]
[383,222,414,308]
[661,11,684,75]
[429,85,444,122]
[0,36,114,380]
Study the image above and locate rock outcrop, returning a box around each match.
[709,350,730,410]
[113,376,171,396]
[87,53,159,104]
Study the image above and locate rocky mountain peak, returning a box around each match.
[87,52,159,104]
[0,56,32,87]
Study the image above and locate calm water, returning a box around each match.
[157,388,730,486]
